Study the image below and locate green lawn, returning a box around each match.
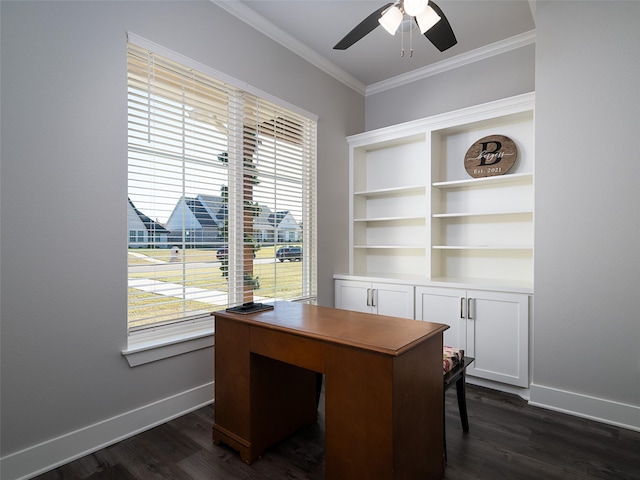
[128,246,304,328]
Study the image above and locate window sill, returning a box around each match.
[122,319,214,367]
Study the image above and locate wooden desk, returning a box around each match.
[212,302,448,479]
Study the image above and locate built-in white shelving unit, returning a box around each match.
[430,102,534,288]
[335,93,535,390]
[349,129,429,278]
[344,92,535,292]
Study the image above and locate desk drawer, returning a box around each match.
[251,327,324,373]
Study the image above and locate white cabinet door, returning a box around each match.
[415,286,530,387]
[335,279,372,314]
[415,286,465,349]
[467,290,529,387]
[335,280,414,319]
[372,282,414,319]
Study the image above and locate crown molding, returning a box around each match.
[528,0,537,24]
[213,0,367,95]
[365,30,536,96]
[212,1,535,98]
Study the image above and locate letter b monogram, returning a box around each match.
[479,141,502,166]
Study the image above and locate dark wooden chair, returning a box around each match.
[443,355,474,464]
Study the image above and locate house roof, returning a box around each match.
[128,198,170,233]
[185,197,220,228]
[195,194,229,227]
[170,195,299,230]
[268,211,290,226]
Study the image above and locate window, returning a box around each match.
[127,39,317,335]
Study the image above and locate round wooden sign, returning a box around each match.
[464,135,517,178]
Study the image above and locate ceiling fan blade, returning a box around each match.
[423,1,457,52]
[334,3,393,50]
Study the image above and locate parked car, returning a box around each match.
[276,246,302,262]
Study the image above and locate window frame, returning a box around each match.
[123,34,318,365]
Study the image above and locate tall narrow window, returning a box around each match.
[127,41,317,334]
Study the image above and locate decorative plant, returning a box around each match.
[216,139,262,296]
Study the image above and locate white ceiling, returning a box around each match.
[215,0,536,94]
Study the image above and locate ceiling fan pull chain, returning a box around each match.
[400,15,405,57]
[409,17,414,57]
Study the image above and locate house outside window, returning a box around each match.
[127,39,317,334]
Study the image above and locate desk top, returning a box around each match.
[214,302,448,356]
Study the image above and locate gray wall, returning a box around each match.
[365,44,536,130]
[532,2,639,408]
[0,0,360,467]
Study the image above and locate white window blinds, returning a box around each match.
[127,41,317,332]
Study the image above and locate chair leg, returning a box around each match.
[315,373,323,409]
[455,373,469,432]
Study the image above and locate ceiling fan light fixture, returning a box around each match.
[415,4,441,33]
[403,0,429,17]
[378,5,403,35]
[333,0,456,52]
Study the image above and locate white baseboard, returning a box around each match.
[529,383,640,432]
[466,376,531,401]
[0,382,214,480]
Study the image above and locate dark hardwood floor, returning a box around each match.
[35,384,640,479]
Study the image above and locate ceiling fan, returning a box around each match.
[334,0,457,52]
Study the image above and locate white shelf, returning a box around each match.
[355,216,425,222]
[354,185,425,197]
[432,210,532,218]
[432,245,533,250]
[354,245,426,249]
[428,276,533,294]
[334,273,533,294]
[432,172,533,189]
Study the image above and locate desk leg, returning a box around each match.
[324,337,444,479]
[325,345,393,478]
[213,318,255,462]
[213,318,318,464]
